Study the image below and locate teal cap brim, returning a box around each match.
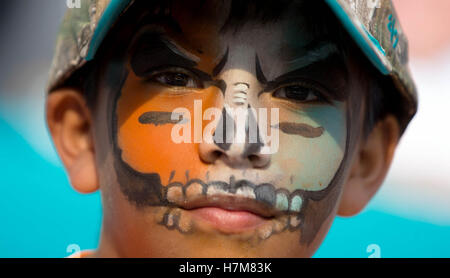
[85,0,131,61]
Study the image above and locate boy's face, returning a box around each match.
[92,1,360,257]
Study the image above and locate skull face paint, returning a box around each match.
[94,0,357,256]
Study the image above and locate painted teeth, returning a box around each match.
[235,186,256,199]
[154,207,167,224]
[289,194,303,212]
[185,182,203,202]
[272,215,289,233]
[289,214,301,228]
[166,213,175,227]
[166,184,184,204]
[166,180,305,214]
[254,184,276,207]
[257,224,272,240]
[177,210,192,233]
[160,208,192,234]
[206,185,229,197]
[275,192,289,211]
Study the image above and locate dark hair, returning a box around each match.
[64,0,402,139]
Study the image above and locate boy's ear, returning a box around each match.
[46,88,99,193]
[338,115,400,216]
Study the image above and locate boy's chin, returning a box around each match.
[139,216,315,257]
[103,205,333,258]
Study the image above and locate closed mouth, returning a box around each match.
[181,195,280,218]
[180,196,279,233]
[160,175,305,235]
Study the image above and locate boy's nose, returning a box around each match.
[198,67,271,168]
[198,106,271,169]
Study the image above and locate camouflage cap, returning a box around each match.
[47,0,417,131]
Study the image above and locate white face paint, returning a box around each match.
[232,83,249,105]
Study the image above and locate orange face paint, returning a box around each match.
[117,69,223,184]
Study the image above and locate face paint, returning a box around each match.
[97,0,356,254]
[115,69,220,193]
[138,111,186,126]
[283,41,339,69]
[232,83,249,105]
[272,122,324,138]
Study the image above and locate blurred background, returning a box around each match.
[0,0,449,258]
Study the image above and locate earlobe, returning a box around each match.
[46,88,99,193]
[338,115,400,216]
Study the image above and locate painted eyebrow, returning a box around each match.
[255,40,340,86]
[130,33,231,83]
[162,37,201,64]
[257,52,347,100]
[129,32,231,92]
[284,42,339,69]
[130,34,199,76]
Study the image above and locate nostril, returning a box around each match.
[199,140,227,164]
[248,154,259,163]
[212,150,223,160]
[248,153,271,168]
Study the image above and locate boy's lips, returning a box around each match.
[160,176,305,234]
[181,195,280,218]
[176,195,286,233]
[189,207,267,233]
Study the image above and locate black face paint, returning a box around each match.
[130,32,229,95]
[242,104,264,158]
[130,34,197,77]
[213,47,229,77]
[255,53,268,84]
[213,107,234,151]
[257,54,348,102]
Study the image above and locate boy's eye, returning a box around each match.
[156,72,193,87]
[273,84,324,103]
[147,68,203,89]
